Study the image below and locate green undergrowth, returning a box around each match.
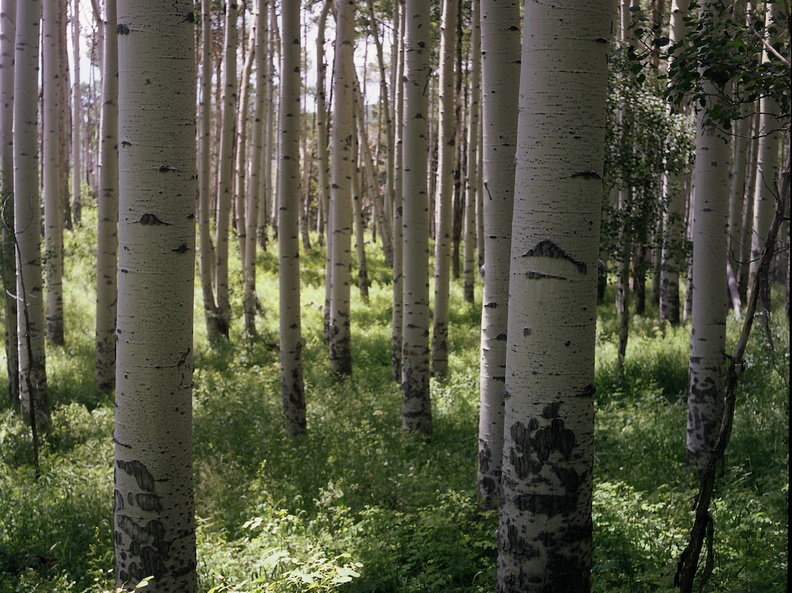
[0,209,787,592]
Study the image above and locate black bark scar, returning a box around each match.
[523,239,587,274]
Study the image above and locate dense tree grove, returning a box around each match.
[0,0,788,592]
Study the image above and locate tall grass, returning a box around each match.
[0,206,787,592]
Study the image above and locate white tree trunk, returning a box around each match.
[14,0,49,428]
[114,1,197,589]
[95,0,118,392]
[71,0,82,226]
[685,1,732,471]
[462,1,480,305]
[43,0,64,346]
[430,0,459,377]
[497,2,611,590]
[214,0,238,338]
[278,0,306,436]
[390,0,404,382]
[477,0,520,505]
[1,0,19,403]
[328,0,355,376]
[401,0,432,433]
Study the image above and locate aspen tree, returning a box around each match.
[198,0,224,343]
[14,0,50,428]
[315,0,331,249]
[328,0,355,377]
[748,3,783,293]
[71,0,81,226]
[42,0,64,346]
[477,0,520,505]
[114,0,197,588]
[462,0,480,305]
[0,0,18,403]
[243,0,267,338]
[660,0,691,327]
[497,2,611,590]
[235,17,257,271]
[391,0,405,382]
[401,0,432,433]
[95,0,118,392]
[278,0,306,436]
[214,0,238,340]
[431,0,459,377]
[685,0,732,470]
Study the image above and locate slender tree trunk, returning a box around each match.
[430,0,459,377]
[258,1,274,250]
[497,2,611,591]
[278,0,306,436]
[476,0,519,506]
[14,0,50,428]
[367,0,394,267]
[42,0,64,346]
[315,0,331,250]
[71,0,81,226]
[462,2,480,305]
[401,0,432,434]
[243,0,267,338]
[737,109,759,302]
[95,0,118,392]
[657,0,688,323]
[214,0,238,339]
[328,0,355,377]
[351,113,369,302]
[198,0,226,344]
[390,0,404,382]
[114,1,197,588]
[234,18,256,271]
[0,0,19,404]
[686,1,732,470]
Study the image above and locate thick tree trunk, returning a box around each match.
[431,0,459,377]
[476,0,519,506]
[42,0,64,346]
[95,0,118,392]
[114,1,197,588]
[14,0,50,428]
[400,0,432,434]
[686,3,732,470]
[0,1,19,404]
[277,0,306,436]
[497,2,611,590]
[328,0,355,377]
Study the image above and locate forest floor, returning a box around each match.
[0,207,788,593]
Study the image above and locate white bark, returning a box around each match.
[477,0,520,505]
[462,1,480,305]
[42,0,64,346]
[497,2,611,590]
[401,0,432,433]
[278,0,306,436]
[214,0,238,337]
[114,1,197,589]
[14,0,49,427]
[390,0,404,381]
[328,0,355,376]
[431,0,459,377]
[95,0,118,391]
[685,1,732,470]
[70,0,81,226]
[1,0,18,403]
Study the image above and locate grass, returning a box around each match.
[0,205,787,592]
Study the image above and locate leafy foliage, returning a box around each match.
[0,206,787,592]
